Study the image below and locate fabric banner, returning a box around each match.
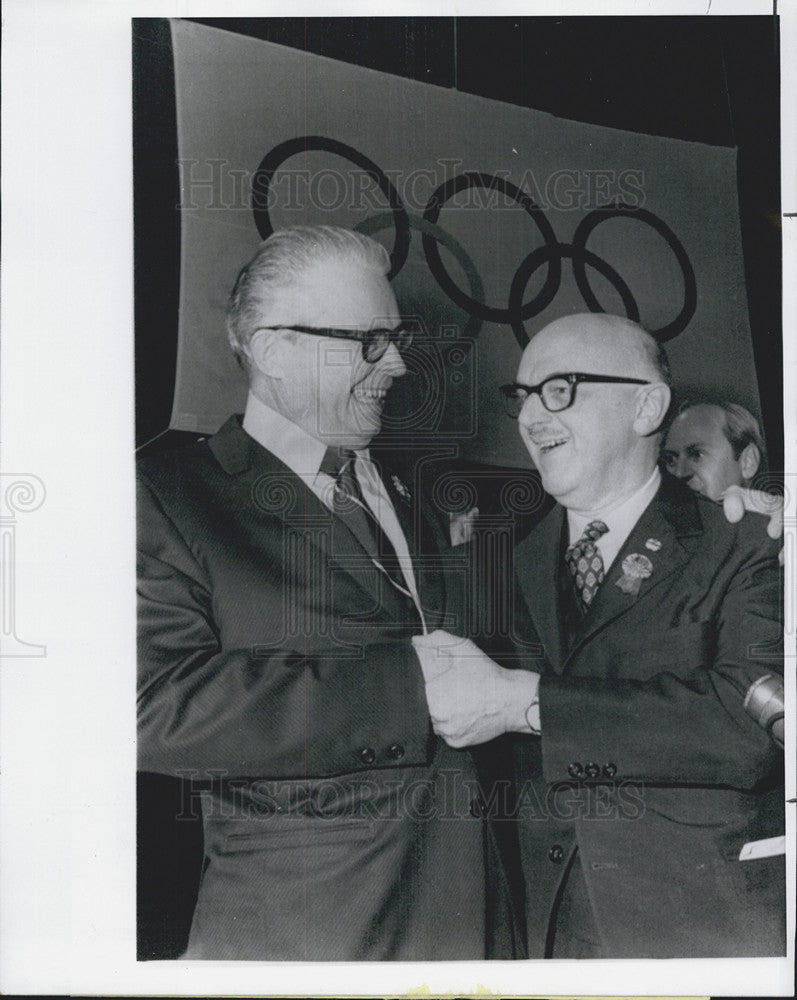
[169,19,759,469]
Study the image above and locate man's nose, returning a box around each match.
[378,341,407,377]
[518,390,549,426]
[671,455,691,479]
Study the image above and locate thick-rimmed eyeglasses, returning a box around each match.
[500,372,652,418]
[256,320,418,363]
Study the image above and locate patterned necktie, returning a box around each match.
[565,519,609,611]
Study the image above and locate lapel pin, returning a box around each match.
[391,475,411,503]
[645,538,662,552]
[616,553,653,596]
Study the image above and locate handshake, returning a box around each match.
[411,630,540,747]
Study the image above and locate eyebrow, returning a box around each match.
[664,439,710,452]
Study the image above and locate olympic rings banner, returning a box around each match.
[169,19,760,469]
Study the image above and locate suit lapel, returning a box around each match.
[208,417,407,612]
[380,464,418,553]
[379,458,448,626]
[565,478,703,666]
[514,505,567,672]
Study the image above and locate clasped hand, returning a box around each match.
[722,486,784,565]
[412,630,539,747]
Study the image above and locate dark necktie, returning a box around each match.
[320,448,400,571]
[565,519,609,611]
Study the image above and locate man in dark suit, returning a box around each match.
[137,226,489,960]
[414,313,784,958]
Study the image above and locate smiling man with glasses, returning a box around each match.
[414,312,784,959]
[137,226,491,961]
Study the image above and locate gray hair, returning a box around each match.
[226,226,391,367]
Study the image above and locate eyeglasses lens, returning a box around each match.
[502,388,525,419]
[364,324,415,362]
[501,378,575,418]
[541,378,574,412]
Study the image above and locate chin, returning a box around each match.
[345,428,379,450]
[537,471,574,501]
[347,408,382,441]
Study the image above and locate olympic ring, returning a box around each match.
[422,173,560,323]
[251,140,698,344]
[355,212,485,343]
[508,244,639,349]
[572,204,697,342]
[250,136,410,280]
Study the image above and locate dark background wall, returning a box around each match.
[134,15,781,959]
[135,15,781,465]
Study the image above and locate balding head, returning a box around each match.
[526,313,670,386]
[514,313,671,511]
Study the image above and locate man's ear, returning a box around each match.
[738,442,761,482]
[248,329,287,379]
[633,382,671,436]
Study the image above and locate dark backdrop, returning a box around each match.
[134,15,782,959]
[135,15,781,463]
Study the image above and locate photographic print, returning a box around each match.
[1,4,793,998]
[134,10,787,968]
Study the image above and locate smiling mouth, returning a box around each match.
[535,437,568,454]
[354,385,389,402]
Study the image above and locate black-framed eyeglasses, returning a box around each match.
[256,320,418,363]
[500,372,652,417]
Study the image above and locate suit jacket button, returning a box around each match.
[585,761,600,779]
[548,844,564,863]
[387,743,405,760]
[567,761,584,779]
[358,747,376,765]
[603,762,618,778]
[469,795,485,818]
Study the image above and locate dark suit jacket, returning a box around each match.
[137,416,488,960]
[508,475,784,958]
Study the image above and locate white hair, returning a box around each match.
[226,226,391,366]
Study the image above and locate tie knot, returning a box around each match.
[320,447,355,480]
[581,519,609,544]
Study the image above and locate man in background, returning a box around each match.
[663,399,766,500]
[137,226,491,960]
[415,313,784,958]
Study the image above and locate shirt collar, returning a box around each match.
[568,466,661,548]
[242,392,371,480]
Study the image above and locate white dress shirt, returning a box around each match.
[567,467,662,572]
[242,393,424,622]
